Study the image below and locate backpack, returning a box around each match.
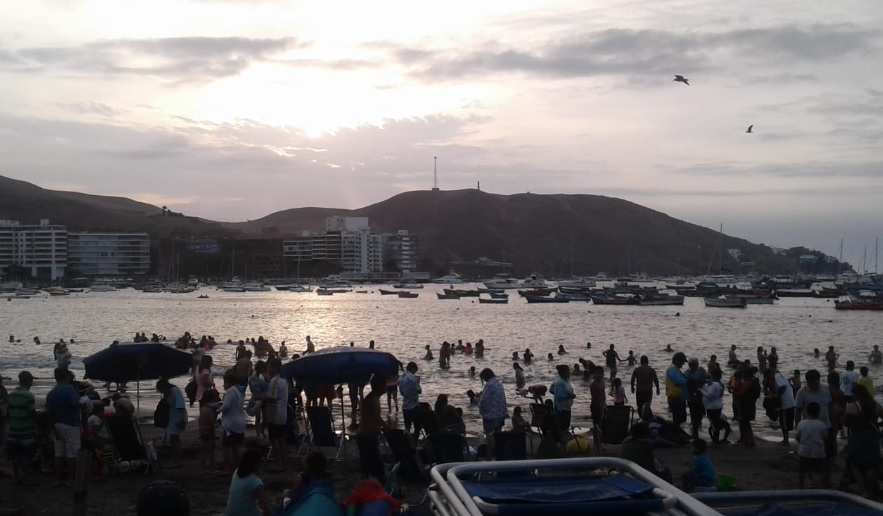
[747,378,761,402]
[184,378,198,407]
[153,397,170,428]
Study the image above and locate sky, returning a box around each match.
[0,0,881,270]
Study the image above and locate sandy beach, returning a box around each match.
[0,403,855,516]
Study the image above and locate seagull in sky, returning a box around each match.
[673,74,689,85]
[746,124,754,133]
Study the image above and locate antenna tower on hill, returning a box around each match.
[432,156,439,192]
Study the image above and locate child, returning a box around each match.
[247,361,269,440]
[198,388,220,471]
[795,401,829,489]
[612,378,627,405]
[681,439,716,492]
[511,406,527,432]
[276,451,333,514]
[857,366,874,395]
[626,351,638,366]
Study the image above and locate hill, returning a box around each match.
[0,175,233,238]
[227,189,800,276]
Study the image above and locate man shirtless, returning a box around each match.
[631,356,660,413]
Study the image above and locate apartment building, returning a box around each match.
[67,232,151,277]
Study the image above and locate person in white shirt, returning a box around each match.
[263,358,289,473]
[840,361,860,403]
[773,369,796,444]
[220,370,247,473]
[795,401,829,489]
[701,369,731,444]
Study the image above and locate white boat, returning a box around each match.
[15,288,41,296]
[483,273,522,290]
[187,275,199,287]
[287,285,313,293]
[556,278,596,289]
[88,284,117,292]
[45,287,70,296]
[242,282,272,292]
[704,296,747,308]
[433,271,464,284]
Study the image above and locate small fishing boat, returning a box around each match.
[524,295,569,303]
[518,287,557,297]
[444,288,479,297]
[704,296,747,308]
[437,292,460,300]
[489,292,509,299]
[316,289,334,296]
[398,291,419,299]
[590,294,639,305]
[379,289,398,295]
[834,295,883,311]
[479,297,508,304]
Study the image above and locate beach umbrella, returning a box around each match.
[83,342,194,412]
[280,347,401,464]
[280,346,400,385]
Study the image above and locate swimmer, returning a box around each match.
[523,348,534,364]
[466,389,480,406]
[869,345,882,365]
[423,345,434,360]
[813,348,820,359]
[468,366,476,377]
[626,351,637,366]
[547,353,554,361]
[728,345,738,366]
[664,344,674,353]
[557,345,567,355]
[511,351,520,361]
[586,342,592,349]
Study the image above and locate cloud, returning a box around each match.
[58,101,122,117]
[4,37,304,83]
[369,24,880,82]
[670,160,883,179]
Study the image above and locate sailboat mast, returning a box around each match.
[718,224,723,275]
[876,237,879,274]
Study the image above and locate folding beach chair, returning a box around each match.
[601,405,634,445]
[427,432,473,465]
[382,429,430,495]
[305,406,344,461]
[528,403,558,437]
[105,413,158,474]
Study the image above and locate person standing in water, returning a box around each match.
[603,344,623,384]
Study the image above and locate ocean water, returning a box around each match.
[2,285,881,439]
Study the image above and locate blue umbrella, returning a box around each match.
[83,342,194,383]
[83,342,194,413]
[280,346,400,385]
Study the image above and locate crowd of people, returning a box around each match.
[2,333,883,513]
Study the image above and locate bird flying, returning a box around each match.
[746,125,753,133]
[673,75,689,85]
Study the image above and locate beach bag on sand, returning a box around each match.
[153,397,169,428]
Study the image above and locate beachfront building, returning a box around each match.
[67,232,151,277]
[282,217,416,276]
[0,219,68,280]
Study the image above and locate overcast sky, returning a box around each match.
[1,1,881,269]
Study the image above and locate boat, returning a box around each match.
[433,271,464,284]
[590,294,640,305]
[444,288,480,297]
[556,278,597,289]
[242,282,272,292]
[482,273,520,290]
[89,283,117,292]
[379,289,398,295]
[704,296,747,308]
[397,291,419,299]
[524,295,569,303]
[637,293,685,306]
[555,291,593,302]
[736,296,775,305]
[316,289,334,296]
[477,288,505,294]
[45,287,70,296]
[287,285,312,293]
[219,286,246,293]
[489,292,509,299]
[319,287,351,294]
[355,290,368,294]
[393,283,423,289]
[834,295,883,311]
[437,292,460,300]
[517,287,557,297]
[479,297,508,304]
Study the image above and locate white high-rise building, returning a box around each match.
[1,219,68,280]
[67,232,151,277]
